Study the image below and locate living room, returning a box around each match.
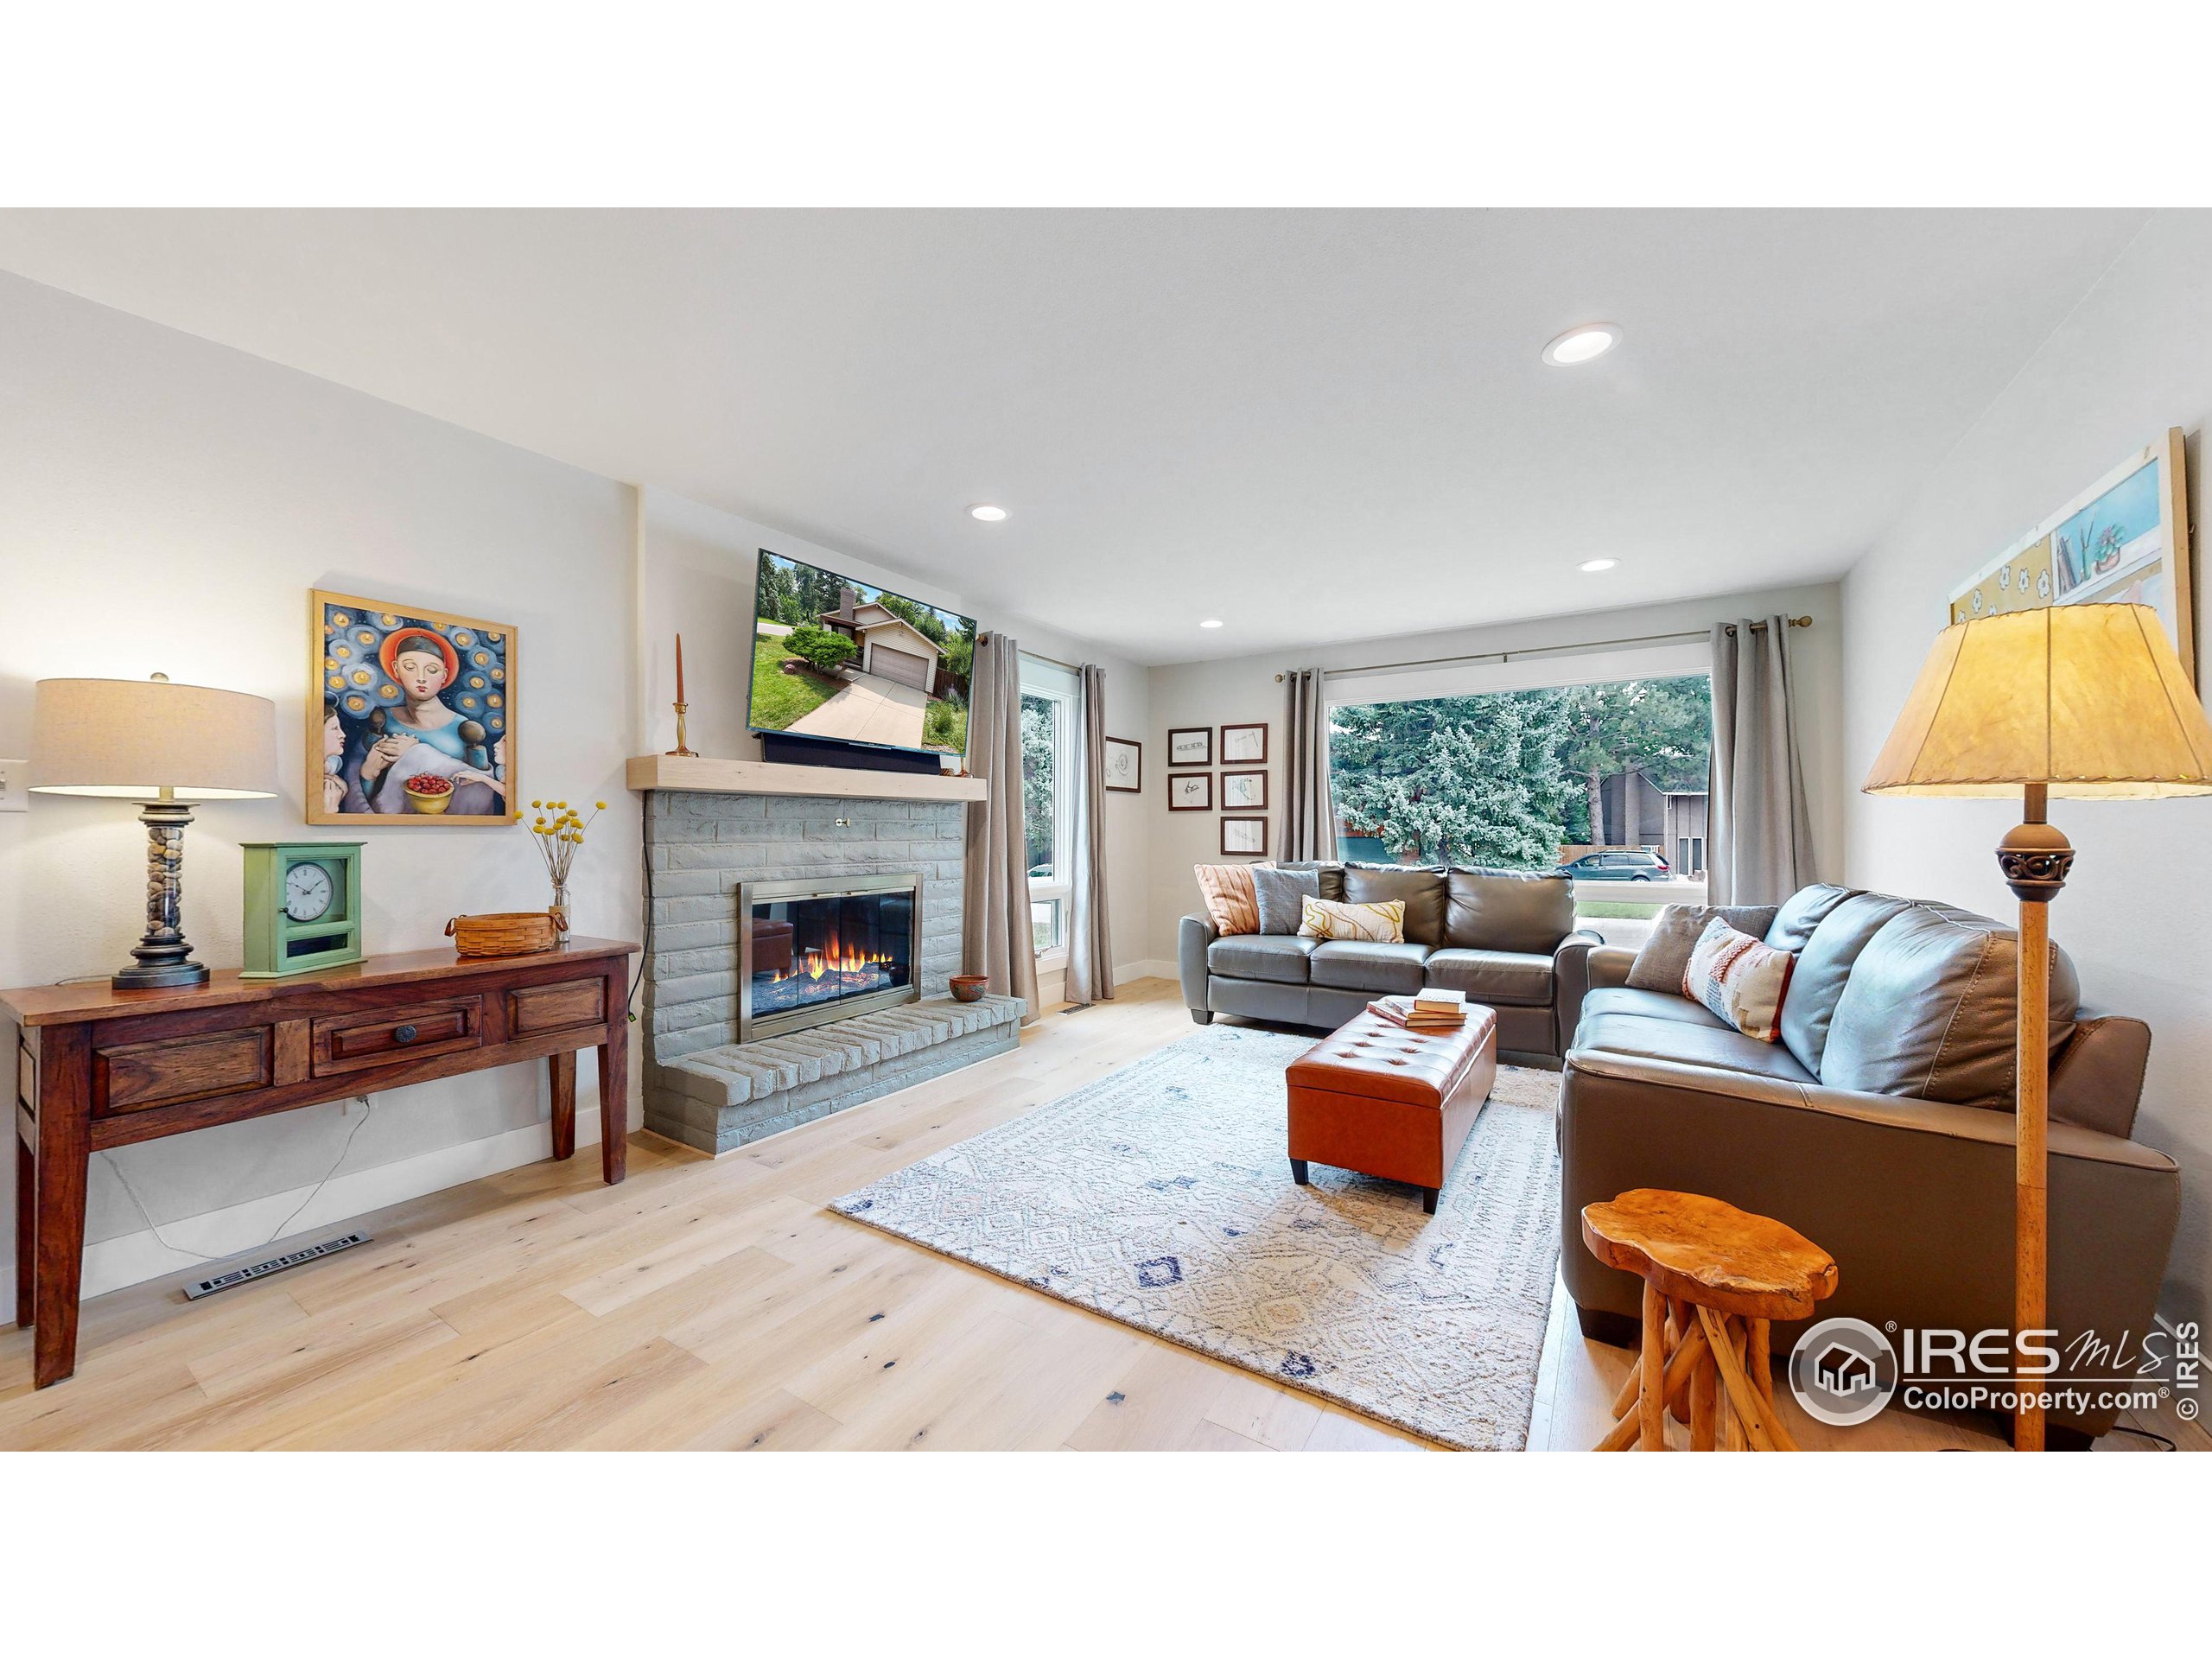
[3,11,2205,1647]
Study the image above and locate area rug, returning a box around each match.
[829,1023,1563,1450]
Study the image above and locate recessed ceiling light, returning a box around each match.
[1579,558,1618,573]
[1542,324,1621,367]
[969,504,1007,522]
[1199,619,1224,629]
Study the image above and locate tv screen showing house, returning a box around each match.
[748,550,978,758]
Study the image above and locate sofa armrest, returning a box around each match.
[2049,1012,2152,1141]
[1178,913,1218,1012]
[1557,1047,2180,1437]
[1586,944,1637,990]
[1550,929,1608,1050]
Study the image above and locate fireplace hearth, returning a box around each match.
[737,873,920,1042]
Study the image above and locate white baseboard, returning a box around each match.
[3,1105,605,1307]
[1116,959,1176,986]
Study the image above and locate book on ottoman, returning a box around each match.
[1369,994,1467,1030]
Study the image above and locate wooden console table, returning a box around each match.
[4,937,636,1389]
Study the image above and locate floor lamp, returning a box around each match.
[1863,602,2212,1450]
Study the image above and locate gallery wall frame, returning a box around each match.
[1219,815,1268,856]
[1103,735,1142,792]
[1168,772,1214,811]
[1220,721,1269,764]
[1167,727,1212,767]
[1221,768,1268,810]
[1944,428,2195,683]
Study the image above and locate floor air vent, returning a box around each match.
[183,1231,372,1300]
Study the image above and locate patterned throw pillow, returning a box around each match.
[1682,915,1796,1043]
[1297,895,1406,943]
[1193,863,1261,936]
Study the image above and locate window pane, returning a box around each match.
[1020,690,1059,880]
[1330,673,1713,872]
[1031,897,1063,954]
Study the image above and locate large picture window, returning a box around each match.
[1020,655,1080,957]
[1328,665,1713,878]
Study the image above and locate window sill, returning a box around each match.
[1034,949,1069,971]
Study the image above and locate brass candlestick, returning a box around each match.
[665,632,697,755]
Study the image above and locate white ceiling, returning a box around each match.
[0,208,2147,665]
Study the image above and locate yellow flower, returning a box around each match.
[595,801,607,810]
[531,799,543,808]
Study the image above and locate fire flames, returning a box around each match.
[772,944,895,983]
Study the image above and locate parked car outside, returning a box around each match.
[1560,849,1671,882]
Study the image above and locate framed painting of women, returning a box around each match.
[309,589,518,824]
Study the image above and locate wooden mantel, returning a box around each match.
[625,753,988,804]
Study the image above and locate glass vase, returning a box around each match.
[550,878,571,944]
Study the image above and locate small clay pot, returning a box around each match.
[949,974,988,1003]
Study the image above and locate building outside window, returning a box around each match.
[1019,655,1080,959]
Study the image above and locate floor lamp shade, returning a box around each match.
[1863,604,2212,798]
[29,677,279,799]
[1863,602,2212,1452]
[27,675,278,991]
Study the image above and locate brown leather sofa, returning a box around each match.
[1179,863,1603,1065]
[1559,882,2181,1445]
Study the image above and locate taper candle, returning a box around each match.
[675,632,686,704]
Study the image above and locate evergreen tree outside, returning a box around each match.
[1329,675,1712,868]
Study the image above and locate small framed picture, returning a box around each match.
[1102,735,1141,792]
[1167,727,1212,767]
[1220,721,1268,764]
[1221,769,1268,810]
[1220,816,1268,856]
[1168,772,1214,811]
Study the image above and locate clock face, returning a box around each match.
[284,861,336,923]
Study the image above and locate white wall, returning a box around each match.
[0,273,640,1303]
[1840,210,2212,1331]
[632,486,1154,998]
[1143,582,1846,962]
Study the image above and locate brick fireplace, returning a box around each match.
[636,779,1020,1154]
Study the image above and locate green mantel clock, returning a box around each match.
[241,842,365,977]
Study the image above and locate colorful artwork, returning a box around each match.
[309,590,517,823]
[1946,429,2194,682]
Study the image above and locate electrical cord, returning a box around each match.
[2105,1421,2177,1451]
[100,1096,374,1268]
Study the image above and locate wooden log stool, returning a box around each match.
[1580,1188,1839,1451]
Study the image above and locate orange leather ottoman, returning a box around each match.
[1286,1004,1499,1214]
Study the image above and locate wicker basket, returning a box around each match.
[445,911,561,957]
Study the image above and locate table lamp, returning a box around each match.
[29,674,280,989]
[1863,601,2212,1450]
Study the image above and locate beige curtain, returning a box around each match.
[1708,616,1816,905]
[1065,663,1116,1006]
[963,632,1040,1023]
[1278,666,1337,861]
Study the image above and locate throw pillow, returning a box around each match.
[1626,903,1782,992]
[1193,864,1260,936]
[1298,895,1406,943]
[1251,865,1321,935]
[1681,916,1796,1043]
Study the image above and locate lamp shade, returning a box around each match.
[29,676,279,800]
[1864,604,2212,799]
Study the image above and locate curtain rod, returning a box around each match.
[980,632,1084,675]
[1272,615,1813,683]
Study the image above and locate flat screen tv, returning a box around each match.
[748,549,978,760]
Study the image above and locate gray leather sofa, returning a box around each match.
[1559,882,2180,1446]
[1179,863,1602,1065]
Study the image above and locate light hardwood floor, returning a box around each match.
[3,977,2201,1452]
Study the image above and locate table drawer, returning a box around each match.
[98,1027,272,1116]
[508,977,607,1038]
[312,995,482,1077]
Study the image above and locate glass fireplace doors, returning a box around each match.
[737,873,920,1042]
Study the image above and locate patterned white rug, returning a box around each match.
[830,1023,1563,1450]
